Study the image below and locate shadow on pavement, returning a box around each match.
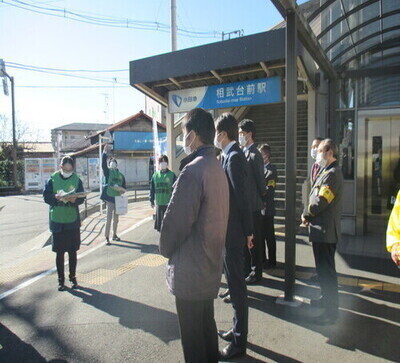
[69,286,180,343]
[339,252,400,278]
[0,292,89,362]
[108,240,159,254]
[247,277,400,362]
[0,323,46,363]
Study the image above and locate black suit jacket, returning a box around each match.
[222,142,253,248]
[263,163,277,216]
[244,144,266,212]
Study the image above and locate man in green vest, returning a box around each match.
[150,155,176,232]
[101,145,126,245]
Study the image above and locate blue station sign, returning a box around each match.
[168,76,282,113]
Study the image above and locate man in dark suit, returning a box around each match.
[302,139,343,325]
[238,119,266,284]
[214,113,254,360]
[259,144,278,268]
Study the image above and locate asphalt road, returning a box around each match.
[0,194,49,265]
[1,218,399,363]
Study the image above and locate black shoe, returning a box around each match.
[219,289,230,299]
[58,278,65,291]
[311,310,338,325]
[223,295,232,304]
[69,277,78,289]
[112,235,121,241]
[218,343,246,360]
[105,237,111,245]
[217,329,233,342]
[310,297,325,308]
[245,275,261,284]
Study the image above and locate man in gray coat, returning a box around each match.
[159,108,229,363]
[302,138,343,325]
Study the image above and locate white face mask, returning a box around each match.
[61,170,73,178]
[214,132,224,150]
[311,148,318,160]
[239,134,247,147]
[109,161,117,169]
[316,152,327,168]
[184,131,194,155]
[160,162,168,170]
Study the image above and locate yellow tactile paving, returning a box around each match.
[77,253,168,286]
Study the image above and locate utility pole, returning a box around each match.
[171,0,177,51]
[0,60,18,188]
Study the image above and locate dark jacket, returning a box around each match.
[159,145,229,301]
[303,161,343,244]
[100,152,126,203]
[263,163,277,216]
[43,173,85,233]
[244,144,265,212]
[222,142,253,247]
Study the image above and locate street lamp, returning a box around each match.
[0,59,18,188]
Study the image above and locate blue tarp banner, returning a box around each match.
[168,76,282,113]
[113,131,167,153]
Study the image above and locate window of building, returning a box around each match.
[358,74,400,107]
[334,111,355,180]
[337,78,355,109]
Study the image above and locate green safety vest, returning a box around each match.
[153,170,174,206]
[50,171,79,224]
[106,169,124,197]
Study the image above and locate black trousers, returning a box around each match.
[262,215,276,264]
[175,298,218,363]
[312,242,339,313]
[56,251,77,281]
[245,211,263,279]
[224,244,248,348]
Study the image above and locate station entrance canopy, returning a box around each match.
[129,29,318,112]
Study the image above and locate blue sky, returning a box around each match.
[0,0,295,141]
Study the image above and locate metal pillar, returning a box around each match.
[283,10,298,303]
[171,0,177,51]
[10,76,18,188]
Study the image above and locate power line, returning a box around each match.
[15,85,130,88]
[6,64,129,84]
[7,62,129,73]
[2,0,223,39]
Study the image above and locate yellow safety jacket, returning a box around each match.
[387,190,400,252]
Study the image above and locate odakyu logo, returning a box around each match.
[172,95,182,108]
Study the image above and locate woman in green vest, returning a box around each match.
[101,145,126,245]
[43,156,86,291]
[150,155,176,232]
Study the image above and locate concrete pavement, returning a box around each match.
[0,202,399,362]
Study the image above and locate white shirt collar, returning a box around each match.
[243,143,254,153]
[222,141,236,157]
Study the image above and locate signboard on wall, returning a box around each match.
[168,76,282,113]
[75,157,89,190]
[113,131,167,154]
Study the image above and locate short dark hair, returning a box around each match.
[238,119,256,140]
[182,108,215,145]
[158,154,169,163]
[259,144,271,157]
[321,138,338,158]
[61,156,74,166]
[314,137,324,142]
[109,157,117,165]
[215,113,238,142]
